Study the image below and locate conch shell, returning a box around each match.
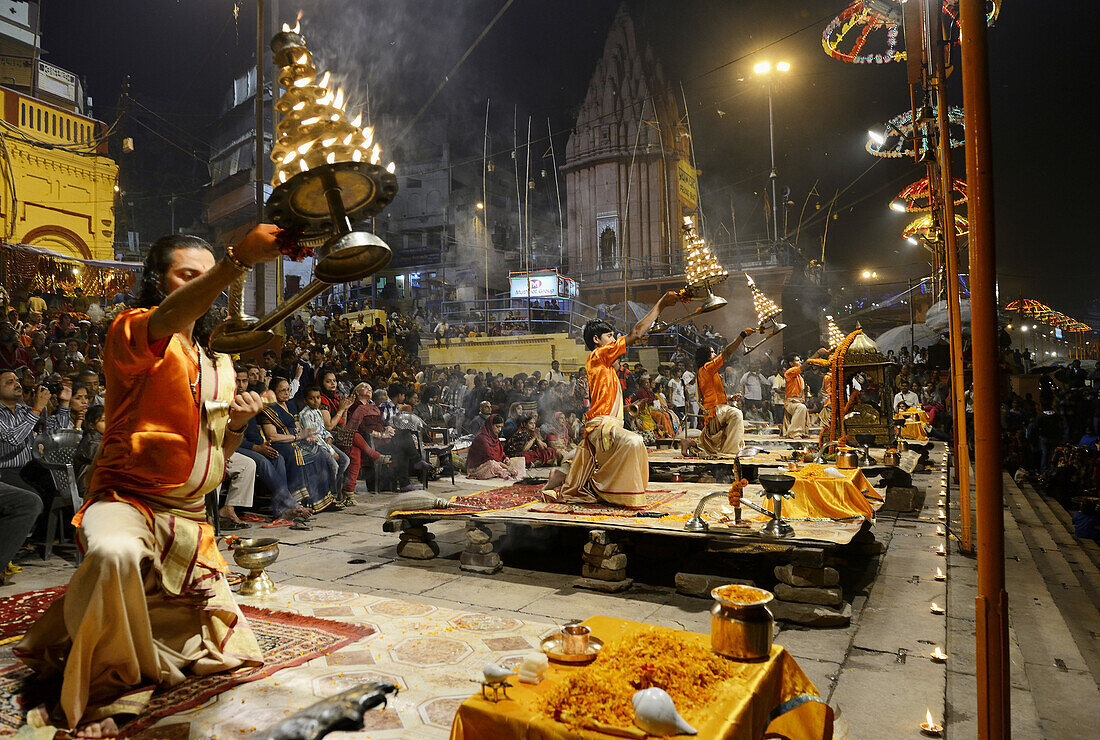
[632,687,697,736]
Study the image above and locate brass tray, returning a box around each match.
[540,635,604,664]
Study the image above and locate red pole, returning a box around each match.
[959,1,1010,736]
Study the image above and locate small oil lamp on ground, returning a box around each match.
[930,601,945,615]
[930,646,948,663]
[920,708,943,736]
[934,567,946,582]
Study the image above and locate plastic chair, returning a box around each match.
[31,429,84,563]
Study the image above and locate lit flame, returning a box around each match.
[296,140,314,155]
[386,161,396,174]
[293,77,311,88]
[295,10,302,31]
[282,22,290,32]
[937,544,946,554]
[334,88,344,109]
[318,91,333,106]
[925,708,936,728]
[299,159,309,172]
[362,127,374,148]
[935,567,944,579]
[292,101,306,111]
[351,113,362,128]
[321,137,337,147]
[301,117,320,126]
[342,133,353,146]
[746,273,757,287]
[936,526,945,535]
[930,602,942,612]
[320,71,331,88]
[931,647,947,660]
[281,150,296,164]
[370,144,381,164]
[278,170,287,183]
[295,53,307,65]
[352,149,362,162]
[326,151,336,164]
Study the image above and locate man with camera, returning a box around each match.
[0,370,49,581]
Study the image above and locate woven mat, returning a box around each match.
[0,587,375,736]
[388,482,545,517]
[528,488,686,517]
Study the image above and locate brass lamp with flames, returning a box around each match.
[652,216,729,332]
[826,314,845,350]
[210,18,398,354]
[742,273,786,354]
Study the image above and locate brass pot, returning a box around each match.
[709,585,774,661]
[232,537,280,597]
[836,447,860,469]
[883,449,902,466]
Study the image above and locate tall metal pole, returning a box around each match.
[255,0,267,312]
[959,0,1010,735]
[767,77,779,243]
[524,116,532,334]
[483,100,490,310]
[908,277,916,351]
[934,71,973,554]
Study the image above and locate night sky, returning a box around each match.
[39,0,1096,321]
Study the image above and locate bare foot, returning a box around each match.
[545,467,566,490]
[74,717,120,738]
[218,505,241,524]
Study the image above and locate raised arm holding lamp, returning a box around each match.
[544,292,680,507]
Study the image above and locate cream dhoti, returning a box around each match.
[782,398,810,437]
[559,414,649,507]
[685,404,745,458]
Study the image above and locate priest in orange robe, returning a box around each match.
[681,327,757,458]
[17,226,282,737]
[545,293,680,507]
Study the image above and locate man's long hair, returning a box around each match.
[695,344,718,371]
[135,235,223,350]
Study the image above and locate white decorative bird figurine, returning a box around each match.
[632,687,697,736]
[482,663,515,683]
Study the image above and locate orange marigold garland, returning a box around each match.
[817,329,863,447]
[727,478,749,507]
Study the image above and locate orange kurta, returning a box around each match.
[559,337,648,507]
[784,365,805,399]
[585,336,627,421]
[697,355,727,419]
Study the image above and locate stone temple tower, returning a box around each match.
[562,4,693,307]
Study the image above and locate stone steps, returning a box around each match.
[1003,473,1100,684]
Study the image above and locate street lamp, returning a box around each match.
[861,270,877,279]
[754,60,790,243]
[890,200,907,212]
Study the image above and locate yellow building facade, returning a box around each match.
[0,85,118,259]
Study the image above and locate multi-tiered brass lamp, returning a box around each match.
[210,18,399,354]
[742,273,786,354]
[653,216,729,332]
[826,314,845,350]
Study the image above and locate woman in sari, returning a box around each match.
[466,414,520,480]
[261,377,336,513]
[505,414,559,467]
[545,411,573,452]
[341,382,392,493]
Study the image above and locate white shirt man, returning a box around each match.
[682,368,698,415]
[893,385,920,411]
[668,376,686,410]
[740,370,765,402]
[548,362,568,383]
[309,314,327,338]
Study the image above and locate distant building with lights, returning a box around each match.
[0,0,117,259]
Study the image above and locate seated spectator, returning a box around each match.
[299,386,351,503]
[73,406,105,496]
[501,402,525,439]
[260,377,336,514]
[45,381,89,434]
[466,414,520,480]
[505,413,559,467]
[341,382,391,494]
[1073,500,1100,541]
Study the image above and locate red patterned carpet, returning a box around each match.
[389,482,545,516]
[0,587,375,736]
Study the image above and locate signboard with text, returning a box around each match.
[677,158,698,210]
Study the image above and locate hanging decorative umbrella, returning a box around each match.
[867,107,965,159]
[895,177,967,212]
[823,1,1003,65]
[902,213,969,239]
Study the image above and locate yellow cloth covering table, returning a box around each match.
[895,407,930,441]
[778,463,881,521]
[448,616,832,740]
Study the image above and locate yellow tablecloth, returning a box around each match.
[780,463,881,521]
[449,616,832,740]
[895,407,929,441]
